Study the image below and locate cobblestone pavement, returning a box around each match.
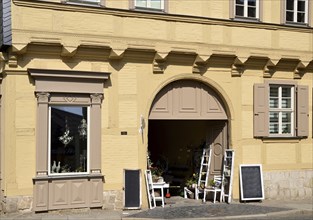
[1,197,312,220]
[123,203,291,219]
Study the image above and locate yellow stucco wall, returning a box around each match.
[1,0,312,206]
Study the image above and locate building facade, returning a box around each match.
[0,0,312,213]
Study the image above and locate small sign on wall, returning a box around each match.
[239,164,264,201]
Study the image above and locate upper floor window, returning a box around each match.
[235,0,259,19]
[134,0,164,11]
[285,0,308,24]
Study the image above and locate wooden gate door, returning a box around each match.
[206,121,228,177]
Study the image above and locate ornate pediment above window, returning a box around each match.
[28,68,110,94]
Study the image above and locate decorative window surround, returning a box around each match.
[29,69,109,211]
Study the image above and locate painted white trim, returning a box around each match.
[134,0,164,10]
[286,0,308,24]
[234,0,259,19]
[269,85,294,136]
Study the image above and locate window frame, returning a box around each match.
[133,0,166,12]
[48,105,91,176]
[234,0,260,20]
[268,85,295,137]
[28,68,109,177]
[284,0,309,25]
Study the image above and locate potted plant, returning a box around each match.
[185,173,199,189]
[151,166,164,182]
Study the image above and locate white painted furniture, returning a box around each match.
[203,175,223,203]
[145,170,170,208]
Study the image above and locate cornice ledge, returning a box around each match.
[293,61,306,79]
[13,0,313,33]
[28,68,110,80]
[231,57,245,77]
[153,52,168,74]
[263,59,278,78]
[192,55,209,74]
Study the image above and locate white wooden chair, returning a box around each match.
[203,175,224,203]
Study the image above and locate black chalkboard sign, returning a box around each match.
[239,164,264,201]
[124,169,141,209]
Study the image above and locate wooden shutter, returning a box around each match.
[253,84,269,137]
[296,85,309,137]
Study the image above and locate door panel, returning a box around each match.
[206,122,228,177]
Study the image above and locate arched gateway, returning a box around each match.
[148,80,230,189]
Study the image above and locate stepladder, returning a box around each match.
[196,146,212,200]
[222,149,235,203]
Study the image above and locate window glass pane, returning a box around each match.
[136,0,147,7]
[269,123,279,134]
[269,112,279,134]
[282,87,291,97]
[248,0,256,6]
[50,106,88,174]
[270,87,279,108]
[150,0,161,9]
[282,98,291,108]
[286,0,294,10]
[270,112,279,123]
[286,11,294,21]
[269,98,278,108]
[282,123,291,134]
[236,6,244,16]
[248,7,256,17]
[297,12,305,22]
[298,0,305,11]
[270,87,278,97]
[236,0,244,5]
[282,112,291,123]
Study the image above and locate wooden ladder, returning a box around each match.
[196,146,212,200]
[222,149,235,203]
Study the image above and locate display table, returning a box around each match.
[152,182,170,207]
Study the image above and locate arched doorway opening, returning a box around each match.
[148,79,229,196]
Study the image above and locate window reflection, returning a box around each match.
[50,106,88,174]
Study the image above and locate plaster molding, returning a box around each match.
[8,55,18,68]
[13,0,313,34]
[192,55,208,74]
[294,61,306,79]
[90,93,103,105]
[153,53,167,74]
[231,58,244,77]
[263,61,276,78]
[36,92,50,104]
[61,46,77,57]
